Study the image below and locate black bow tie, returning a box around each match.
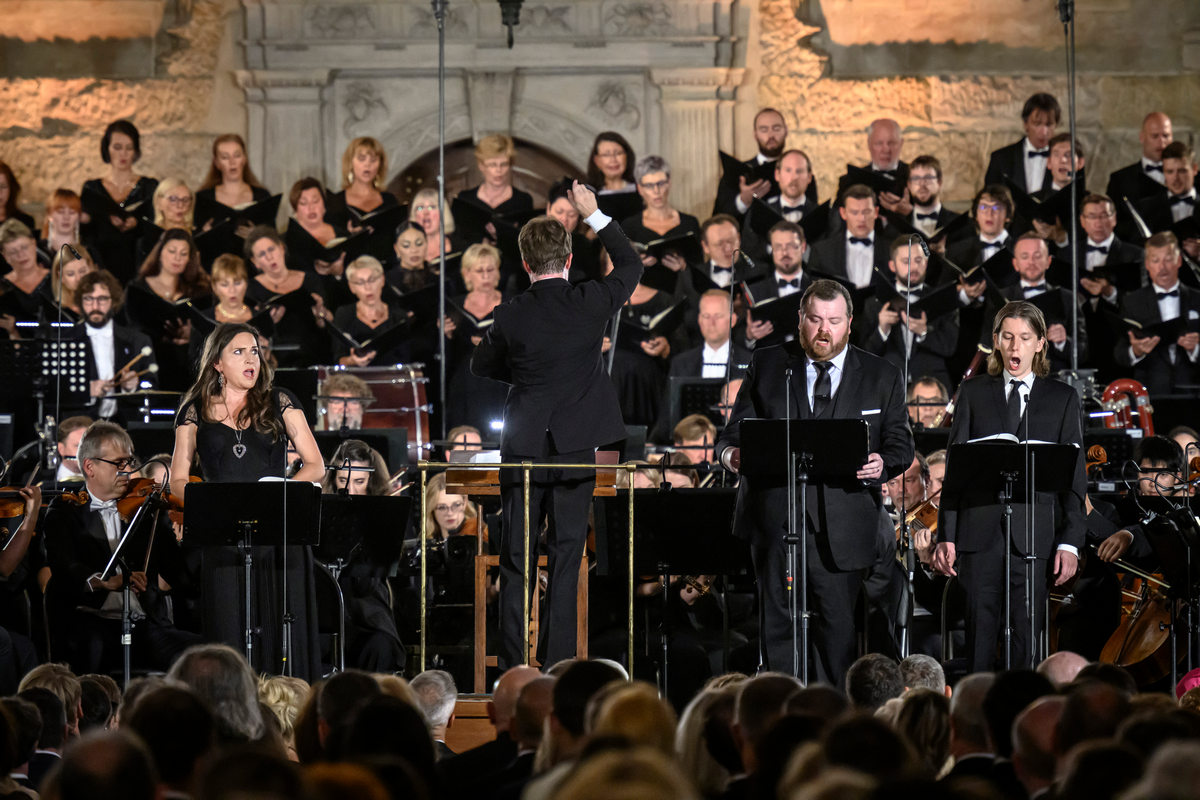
[712,265,732,274]
[849,236,873,246]
[898,285,924,296]
[1086,244,1109,254]
[915,212,939,221]
[1028,149,1049,159]
[1157,288,1181,299]
[1171,194,1195,206]
[981,240,1002,250]
[778,278,800,289]
[1023,283,1047,295]
[1145,163,1164,173]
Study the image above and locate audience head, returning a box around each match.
[49,730,158,800]
[1058,679,1132,754]
[900,655,947,696]
[167,643,265,743]
[329,695,436,787]
[196,746,310,800]
[512,676,555,751]
[19,663,82,736]
[846,654,904,712]
[733,672,802,772]
[316,669,383,747]
[1038,650,1089,688]
[1011,695,1066,795]
[17,687,66,752]
[551,659,625,746]
[896,688,951,776]
[982,669,1054,758]
[123,684,217,791]
[589,681,677,755]
[823,713,917,782]
[1,697,39,773]
[552,747,698,800]
[77,675,116,733]
[410,669,457,736]
[948,672,994,755]
[1056,740,1144,800]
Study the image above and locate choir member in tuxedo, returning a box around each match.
[331,255,409,367]
[716,279,913,683]
[764,150,819,224]
[946,186,1014,376]
[0,220,50,322]
[992,233,1087,373]
[194,133,272,234]
[1025,134,1084,243]
[668,288,752,381]
[243,225,331,368]
[325,136,400,232]
[1138,142,1200,258]
[743,220,811,349]
[837,118,910,213]
[587,131,638,196]
[676,215,741,347]
[620,155,701,271]
[908,377,948,428]
[808,184,894,291]
[1107,112,1175,240]
[899,155,961,241]
[76,271,157,420]
[80,120,158,284]
[933,301,1085,673]
[983,93,1060,195]
[1113,232,1200,396]
[861,234,959,390]
[713,108,799,217]
[286,177,352,308]
[470,182,642,669]
[42,421,198,674]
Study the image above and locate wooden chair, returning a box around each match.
[445,452,618,693]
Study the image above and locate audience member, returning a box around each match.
[846,654,904,713]
[166,643,266,744]
[123,685,217,797]
[46,730,158,800]
[411,669,459,760]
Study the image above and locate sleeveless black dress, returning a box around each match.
[176,387,321,679]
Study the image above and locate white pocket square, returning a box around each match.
[861,408,881,415]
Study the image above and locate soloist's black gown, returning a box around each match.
[176,387,321,679]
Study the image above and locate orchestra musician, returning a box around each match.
[933,301,1086,673]
[715,278,913,684]
[170,322,327,678]
[42,421,198,675]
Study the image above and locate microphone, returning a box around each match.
[918,238,931,259]
[65,244,84,261]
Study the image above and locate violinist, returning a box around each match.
[0,484,41,693]
[1134,434,1194,498]
[320,438,405,672]
[41,421,197,675]
[53,416,92,485]
[907,377,948,429]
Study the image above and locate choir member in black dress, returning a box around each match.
[170,322,327,679]
[610,260,683,429]
[410,186,459,264]
[586,131,638,195]
[135,178,195,267]
[0,161,37,275]
[80,120,158,284]
[457,134,534,231]
[0,219,51,322]
[285,177,352,308]
[193,254,277,371]
[39,189,85,265]
[194,134,273,240]
[620,155,701,272]
[126,229,211,391]
[444,243,509,432]
[325,137,400,232]
[320,438,406,672]
[385,221,439,291]
[243,225,331,369]
[48,244,96,322]
[332,255,409,367]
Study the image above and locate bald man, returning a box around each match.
[837,118,911,212]
[441,665,540,788]
[1012,696,1066,799]
[1107,112,1197,240]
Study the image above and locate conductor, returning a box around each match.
[715,279,913,684]
[471,181,642,669]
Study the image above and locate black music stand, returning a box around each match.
[183,481,321,674]
[941,440,1080,668]
[667,377,725,429]
[315,428,409,469]
[739,418,870,682]
[315,494,412,671]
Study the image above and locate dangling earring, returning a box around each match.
[217,373,224,389]
[348,171,354,185]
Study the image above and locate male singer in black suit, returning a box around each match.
[994,233,1088,373]
[76,270,158,420]
[472,181,641,669]
[984,93,1060,195]
[808,185,894,289]
[1136,142,1200,258]
[837,119,910,213]
[933,301,1085,673]
[861,235,959,390]
[893,155,962,241]
[1107,112,1175,240]
[713,108,818,217]
[744,220,811,349]
[716,279,913,684]
[1112,232,1200,396]
[41,421,196,675]
[668,289,752,380]
[764,150,819,222]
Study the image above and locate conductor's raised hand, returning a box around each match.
[568,180,599,219]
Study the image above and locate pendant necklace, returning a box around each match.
[232,425,247,459]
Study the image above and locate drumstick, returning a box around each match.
[133,364,159,379]
[116,346,153,376]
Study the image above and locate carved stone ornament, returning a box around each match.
[604,2,672,37]
[342,83,389,136]
[306,4,376,38]
[590,82,642,129]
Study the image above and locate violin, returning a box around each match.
[895,495,939,545]
[116,477,187,524]
[0,486,89,518]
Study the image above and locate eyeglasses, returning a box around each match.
[350,275,383,287]
[81,295,113,306]
[413,204,437,213]
[165,195,192,205]
[977,203,1005,214]
[92,456,139,471]
[640,180,670,192]
[597,149,625,160]
[435,501,466,515]
[909,175,939,184]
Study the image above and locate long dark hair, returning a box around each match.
[321,439,390,495]
[198,134,264,191]
[586,132,636,189]
[138,228,211,298]
[0,161,26,221]
[183,322,284,438]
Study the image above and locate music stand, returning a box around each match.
[315,428,409,469]
[315,493,412,670]
[1137,497,1200,681]
[667,377,725,429]
[739,418,870,682]
[0,337,91,461]
[182,481,321,673]
[941,440,1080,668]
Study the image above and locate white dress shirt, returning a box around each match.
[845,232,875,289]
[1022,137,1049,194]
[805,346,848,412]
[85,320,118,418]
[1084,233,1115,271]
[1170,188,1197,223]
[775,270,803,297]
[701,341,731,379]
[912,203,943,237]
[1142,156,1166,186]
[86,496,146,617]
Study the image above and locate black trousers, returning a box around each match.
[70,612,201,676]
[957,535,1050,673]
[499,437,594,670]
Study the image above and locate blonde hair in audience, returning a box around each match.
[211,253,249,284]
[374,674,419,708]
[676,687,737,798]
[51,244,95,308]
[41,188,82,238]
[461,242,501,291]
[423,471,477,540]
[474,134,516,165]
[341,137,389,190]
[153,178,194,230]
[346,255,384,283]
[552,748,698,800]
[258,674,310,750]
[408,187,455,235]
[199,133,264,191]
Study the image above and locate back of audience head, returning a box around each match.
[896,688,951,777]
[1011,695,1065,795]
[1,697,41,771]
[785,684,850,727]
[948,672,994,756]
[899,655,948,696]
[77,675,115,733]
[822,714,918,782]
[846,654,904,712]
[982,669,1054,758]
[513,676,555,751]
[1121,739,1200,800]
[551,746,697,800]
[197,746,313,800]
[116,675,167,726]
[259,674,311,755]
[1116,708,1200,760]
[552,659,626,741]
[409,669,457,736]
[18,687,67,752]
[328,694,436,791]
[167,643,265,743]
[316,669,383,748]
[675,687,739,797]
[0,704,18,777]
[733,672,803,773]
[306,761,390,800]
[1056,740,1143,800]
[19,663,82,736]
[1059,679,1132,753]
[1037,650,1089,688]
[47,730,158,800]
[123,685,216,793]
[1073,661,1138,695]
[589,681,677,755]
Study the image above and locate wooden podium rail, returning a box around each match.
[417,459,636,680]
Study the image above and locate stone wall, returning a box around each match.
[2,0,1199,222]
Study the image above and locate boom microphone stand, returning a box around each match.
[433,0,449,439]
[1058,0,1081,372]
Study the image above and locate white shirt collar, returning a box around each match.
[1023,137,1048,156]
[1020,277,1048,288]
[872,161,900,172]
[846,230,873,243]
[1088,233,1116,248]
[1142,155,1163,169]
[754,153,774,165]
[809,345,849,374]
[981,230,1009,246]
[1174,187,1197,200]
[779,194,806,209]
[1003,371,1036,392]
[1156,281,1182,295]
[913,202,942,215]
[86,319,114,338]
[703,340,730,360]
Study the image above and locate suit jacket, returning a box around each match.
[668,341,753,379]
[1112,284,1200,396]
[472,220,642,456]
[836,161,910,200]
[715,343,913,570]
[946,233,1015,271]
[807,230,895,283]
[1056,235,1144,275]
[937,373,1087,557]
[712,156,819,217]
[440,732,517,795]
[75,323,159,390]
[1135,191,1198,240]
[741,271,812,349]
[860,292,959,387]
[27,751,60,792]
[994,284,1088,371]
[985,139,1050,194]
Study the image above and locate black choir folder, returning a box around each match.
[719,151,776,187]
[616,299,688,351]
[325,317,409,359]
[741,281,804,331]
[124,282,194,330]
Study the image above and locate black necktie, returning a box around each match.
[1006,379,1025,435]
[778,278,799,289]
[915,211,939,221]
[1086,244,1109,254]
[1023,283,1047,295]
[1028,149,1049,159]
[1157,289,1181,299]
[1171,195,1195,206]
[849,236,872,247]
[812,361,833,416]
[712,264,732,274]
[1145,163,1164,173]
